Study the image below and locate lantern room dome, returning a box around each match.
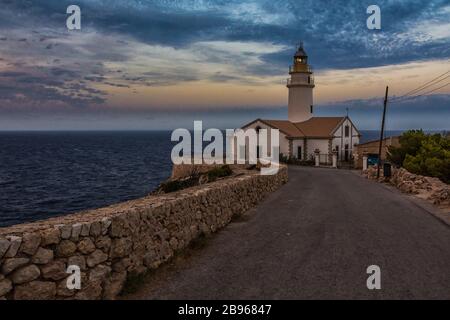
[290,44,311,73]
[294,45,307,58]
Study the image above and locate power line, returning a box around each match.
[393,70,450,99]
[392,70,450,101]
[402,81,450,101]
[397,75,450,99]
[395,82,450,102]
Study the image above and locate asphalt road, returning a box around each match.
[128,166,450,300]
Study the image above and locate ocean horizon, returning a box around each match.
[0,129,445,227]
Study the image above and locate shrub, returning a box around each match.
[157,165,233,193]
[160,176,198,193]
[279,153,290,164]
[387,130,426,166]
[389,130,450,183]
[279,153,314,166]
[207,165,233,181]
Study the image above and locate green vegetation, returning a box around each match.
[280,153,315,166]
[207,165,233,181]
[387,130,450,183]
[160,177,199,193]
[158,165,233,193]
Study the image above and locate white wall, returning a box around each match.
[306,139,329,159]
[332,118,360,161]
[288,71,314,123]
[292,139,305,159]
[241,120,290,156]
[239,117,360,161]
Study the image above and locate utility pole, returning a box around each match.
[377,86,389,179]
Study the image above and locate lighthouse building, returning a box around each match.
[242,45,360,163]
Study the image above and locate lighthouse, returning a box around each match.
[287,44,315,123]
[241,44,360,163]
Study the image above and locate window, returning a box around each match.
[310,105,313,114]
[255,126,261,158]
[297,146,302,159]
[308,76,311,84]
[345,125,349,137]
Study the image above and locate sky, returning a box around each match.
[0,0,449,130]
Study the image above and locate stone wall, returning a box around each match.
[363,166,449,209]
[0,167,288,300]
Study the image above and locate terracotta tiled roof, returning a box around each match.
[261,120,304,137]
[251,117,344,138]
[242,117,349,138]
[293,117,345,137]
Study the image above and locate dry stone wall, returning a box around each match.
[0,167,288,300]
[364,166,449,208]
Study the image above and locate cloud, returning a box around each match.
[0,0,449,126]
[0,63,107,110]
[3,1,449,71]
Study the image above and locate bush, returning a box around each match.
[279,153,314,166]
[388,130,450,183]
[207,165,233,181]
[157,165,233,193]
[387,130,426,166]
[160,176,198,193]
[279,153,290,164]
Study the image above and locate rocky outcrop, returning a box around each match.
[0,167,288,300]
[364,166,450,208]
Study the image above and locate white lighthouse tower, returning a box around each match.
[287,44,315,123]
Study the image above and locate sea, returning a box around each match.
[0,130,406,227]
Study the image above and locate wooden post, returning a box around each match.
[377,86,389,179]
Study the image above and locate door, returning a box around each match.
[297,146,302,159]
[344,144,349,161]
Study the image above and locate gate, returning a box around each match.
[318,154,332,166]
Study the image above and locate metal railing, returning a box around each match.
[289,65,313,73]
[286,76,315,86]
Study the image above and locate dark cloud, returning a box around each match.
[0,65,107,110]
[0,0,448,120]
[2,0,449,71]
